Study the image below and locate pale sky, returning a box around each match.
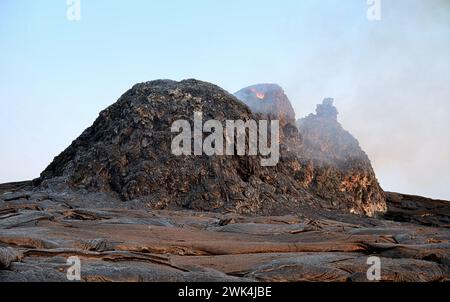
[0,0,449,199]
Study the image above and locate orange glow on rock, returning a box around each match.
[255,92,265,99]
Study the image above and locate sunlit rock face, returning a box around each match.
[297,98,387,217]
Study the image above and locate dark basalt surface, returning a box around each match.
[0,186,448,282]
[384,192,450,227]
[36,79,314,215]
[33,79,384,216]
[0,79,448,282]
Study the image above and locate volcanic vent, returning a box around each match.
[235,85,386,216]
[37,79,317,215]
[234,84,300,147]
[37,79,386,216]
[234,84,296,128]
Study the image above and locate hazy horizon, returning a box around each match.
[1,0,449,199]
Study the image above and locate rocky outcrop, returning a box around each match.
[35,80,386,217]
[36,79,316,215]
[297,98,386,216]
[0,80,448,282]
[234,84,299,145]
[235,85,386,217]
[234,84,296,128]
[384,192,450,227]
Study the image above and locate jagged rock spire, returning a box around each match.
[316,98,338,120]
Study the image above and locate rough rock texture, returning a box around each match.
[296,98,386,216]
[0,247,22,269]
[36,79,319,215]
[234,84,300,150]
[0,189,448,282]
[0,80,448,282]
[234,85,385,217]
[33,79,386,216]
[384,192,450,227]
[29,80,389,218]
[234,84,296,128]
